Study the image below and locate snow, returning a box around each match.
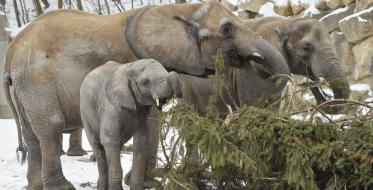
[340,6,373,23]
[350,83,372,96]
[0,119,133,189]
[301,4,320,17]
[258,2,282,17]
[319,6,350,21]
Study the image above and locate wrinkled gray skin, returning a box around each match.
[2,2,289,189]
[81,59,180,190]
[244,17,350,113]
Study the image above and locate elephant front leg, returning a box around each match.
[103,143,124,190]
[130,128,148,190]
[66,129,87,156]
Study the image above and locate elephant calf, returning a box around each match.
[80,59,181,190]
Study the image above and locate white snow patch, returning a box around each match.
[258,2,282,17]
[319,6,349,21]
[350,83,372,96]
[340,6,373,23]
[301,4,320,17]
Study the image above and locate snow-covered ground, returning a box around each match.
[0,119,133,189]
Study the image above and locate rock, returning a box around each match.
[274,2,294,16]
[343,0,356,6]
[352,37,373,80]
[238,0,267,13]
[330,31,355,74]
[221,0,238,11]
[327,0,344,9]
[319,4,355,32]
[355,0,373,12]
[290,1,305,15]
[235,10,258,19]
[316,0,330,10]
[338,7,373,42]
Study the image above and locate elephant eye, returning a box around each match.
[140,78,150,86]
[302,42,313,52]
[220,22,234,38]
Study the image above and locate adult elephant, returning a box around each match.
[243,17,350,112]
[2,1,289,189]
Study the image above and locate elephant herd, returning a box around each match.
[1,1,350,190]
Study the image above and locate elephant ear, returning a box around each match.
[125,5,206,76]
[105,66,136,110]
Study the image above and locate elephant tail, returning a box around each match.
[2,71,27,164]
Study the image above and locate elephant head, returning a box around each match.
[105,59,182,110]
[125,1,289,77]
[275,18,350,113]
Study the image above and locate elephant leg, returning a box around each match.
[130,127,148,190]
[95,146,108,190]
[22,122,43,190]
[124,107,160,187]
[66,129,87,156]
[103,142,124,190]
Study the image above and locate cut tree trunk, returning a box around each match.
[13,0,21,27]
[33,0,43,16]
[76,0,83,10]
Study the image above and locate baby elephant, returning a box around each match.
[80,59,181,190]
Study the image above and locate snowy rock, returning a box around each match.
[320,5,355,32]
[355,0,373,12]
[221,0,238,11]
[238,0,267,13]
[343,0,356,6]
[258,2,282,17]
[339,7,373,42]
[235,10,258,19]
[274,2,294,16]
[352,36,373,80]
[316,0,330,10]
[327,0,344,9]
[330,31,355,74]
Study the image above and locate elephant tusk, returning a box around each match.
[251,51,261,58]
[156,98,160,107]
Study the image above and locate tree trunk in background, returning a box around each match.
[76,0,83,10]
[18,0,25,24]
[58,0,63,8]
[0,0,5,6]
[40,0,49,8]
[175,0,186,3]
[103,0,110,14]
[13,0,21,27]
[97,0,102,15]
[21,0,29,23]
[33,0,43,16]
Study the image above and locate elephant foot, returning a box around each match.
[26,184,43,190]
[66,147,87,156]
[44,180,75,190]
[124,171,158,189]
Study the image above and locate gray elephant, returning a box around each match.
[243,17,350,112]
[2,2,289,189]
[80,59,180,190]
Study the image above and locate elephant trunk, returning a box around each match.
[252,39,290,76]
[167,71,182,98]
[153,72,182,102]
[311,47,350,114]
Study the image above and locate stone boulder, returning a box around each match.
[320,4,355,32]
[327,0,344,9]
[343,0,356,6]
[238,0,267,13]
[221,0,238,11]
[352,37,373,80]
[330,31,355,74]
[338,7,373,42]
[316,0,330,10]
[355,0,373,12]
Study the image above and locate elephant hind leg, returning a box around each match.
[21,114,43,190]
[66,129,87,156]
[17,85,74,190]
[94,144,108,190]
